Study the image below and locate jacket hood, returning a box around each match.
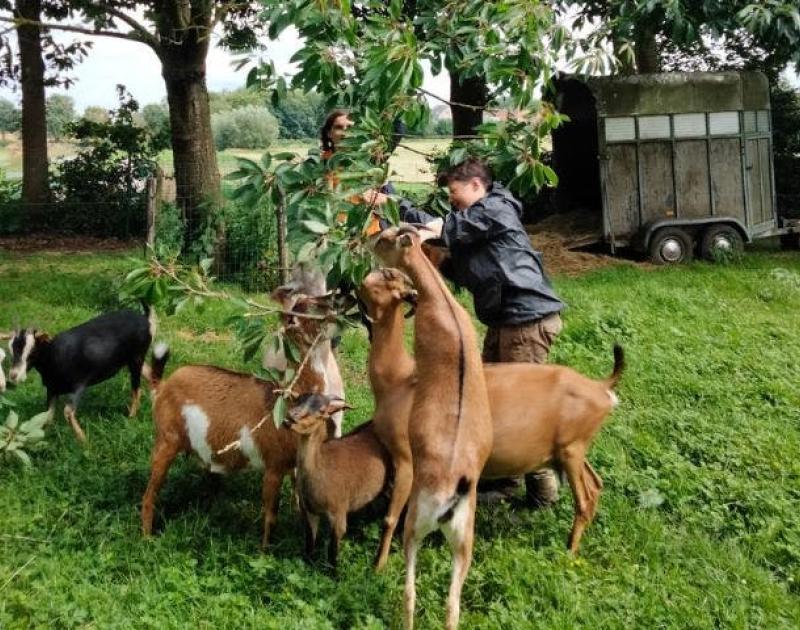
[486,182,523,217]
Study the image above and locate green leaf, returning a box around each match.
[5,411,18,430]
[19,412,49,434]
[13,449,31,466]
[273,396,288,428]
[301,220,330,235]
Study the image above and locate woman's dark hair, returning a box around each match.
[320,109,350,153]
[436,158,493,188]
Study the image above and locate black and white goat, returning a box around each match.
[7,307,155,442]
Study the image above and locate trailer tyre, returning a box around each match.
[699,225,744,261]
[648,227,694,265]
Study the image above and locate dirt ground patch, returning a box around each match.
[0,234,142,254]
[530,231,630,277]
[529,210,643,276]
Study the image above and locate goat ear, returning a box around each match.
[398,233,414,248]
[271,285,295,305]
[325,398,353,414]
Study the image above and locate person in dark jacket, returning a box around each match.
[375,158,565,506]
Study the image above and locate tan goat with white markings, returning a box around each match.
[373,226,492,630]
[140,289,339,546]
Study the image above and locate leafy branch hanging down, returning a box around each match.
[119,256,360,430]
[122,1,581,419]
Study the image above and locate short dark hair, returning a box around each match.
[437,158,493,188]
[320,109,350,153]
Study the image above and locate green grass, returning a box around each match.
[158,137,448,184]
[2,246,800,628]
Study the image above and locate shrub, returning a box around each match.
[212,106,280,150]
[153,201,185,256]
[50,86,157,237]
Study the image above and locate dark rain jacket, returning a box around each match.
[399,183,565,327]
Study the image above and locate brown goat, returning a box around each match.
[359,267,623,557]
[373,226,493,630]
[357,268,417,571]
[284,393,391,572]
[140,290,339,546]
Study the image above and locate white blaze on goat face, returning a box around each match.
[8,331,35,384]
[239,426,265,469]
[183,404,226,473]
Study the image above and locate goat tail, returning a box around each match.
[437,476,472,524]
[605,344,625,390]
[144,342,170,392]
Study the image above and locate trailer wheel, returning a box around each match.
[648,227,694,265]
[699,225,744,261]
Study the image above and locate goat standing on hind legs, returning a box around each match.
[359,269,624,560]
[357,268,418,571]
[373,226,492,630]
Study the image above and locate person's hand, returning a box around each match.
[417,218,443,242]
[362,189,389,206]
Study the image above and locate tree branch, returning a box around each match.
[100,6,160,51]
[0,16,155,51]
[417,87,486,111]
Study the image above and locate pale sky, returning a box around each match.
[0,20,796,114]
[0,27,451,113]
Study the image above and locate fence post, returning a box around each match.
[276,196,289,285]
[146,176,157,249]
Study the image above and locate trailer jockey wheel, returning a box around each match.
[700,225,744,261]
[648,227,694,265]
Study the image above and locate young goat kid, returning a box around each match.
[141,289,340,546]
[359,268,624,558]
[7,308,155,442]
[284,393,391,571]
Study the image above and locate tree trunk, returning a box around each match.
[449,71,488,138]
[634,27,660,73]
[158,37,221,256]
[15,0,50,210]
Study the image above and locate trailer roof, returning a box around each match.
[583,71,769,117]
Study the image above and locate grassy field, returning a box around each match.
[159,138,448,184]
[1,245,800,628]
[0,136,447,185]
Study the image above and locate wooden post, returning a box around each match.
[146,176,157,249]
[276,196,289,285]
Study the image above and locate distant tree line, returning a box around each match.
[0,87,453,152]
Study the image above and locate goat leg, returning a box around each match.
[375,452,413,571]
[128,355,145,418]
[442,490,476,630]
[142,438,181,536]
[402,497,422,630]
[303,511,320,562]
[128,387,142,418]
[260,469,284,548]
[563,448,596,555]
[327,513,346,576]
[63,402,86,443]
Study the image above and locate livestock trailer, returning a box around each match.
[549,71,800,263]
